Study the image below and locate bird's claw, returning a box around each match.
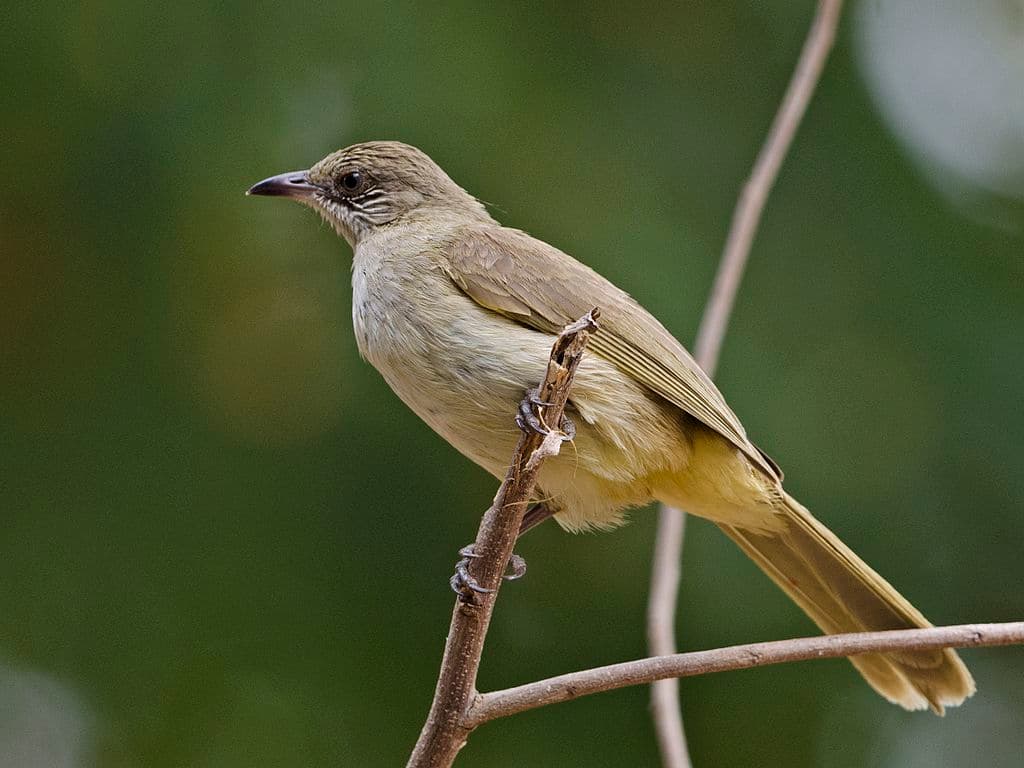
[449,544,529,600]
[450,550,493,598]
[515,387,576,441]
[504,552,527,581]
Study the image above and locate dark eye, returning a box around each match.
[340,171,362,192]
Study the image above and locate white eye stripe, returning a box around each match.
[351,188,383,203]
[343,188,380,204]
[346,192,389,215]
[313,191,392,242]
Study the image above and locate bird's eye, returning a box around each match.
[340,171,363,192]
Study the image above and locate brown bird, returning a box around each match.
[248,140,974,713]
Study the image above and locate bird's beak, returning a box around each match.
[246,170,320,200]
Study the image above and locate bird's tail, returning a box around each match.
[718,492,975,713]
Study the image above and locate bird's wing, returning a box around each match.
[443,224,780,480]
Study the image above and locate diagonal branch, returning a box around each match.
[695,0,846,373]
[470,622,1024,726]
[647,2,845,765]
[407,309,600,768]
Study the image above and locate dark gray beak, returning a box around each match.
[246,170,319,199]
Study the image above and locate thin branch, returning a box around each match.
[407,310,600,768]
[469,622,1024,726]
[647,2,845,764]
[696,0,845,372]
[646,504,690,766]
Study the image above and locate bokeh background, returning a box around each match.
[3,1,1023,766]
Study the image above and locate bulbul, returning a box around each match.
[248,140,974,713]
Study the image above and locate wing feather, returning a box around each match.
[443,225,780,480]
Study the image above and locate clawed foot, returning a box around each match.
[449,544,528,600]
[515,387,576,441]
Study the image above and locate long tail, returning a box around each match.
[718,492,975,713]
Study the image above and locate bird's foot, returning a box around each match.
[449,544,528,601]
[515,387,576,441]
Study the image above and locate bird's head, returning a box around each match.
[247,141,489,247]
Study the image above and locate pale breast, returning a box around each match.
[351,234,550,475]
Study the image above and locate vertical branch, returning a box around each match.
[647,508,690,765]
[646,2,845,765]
[407,310,599,768]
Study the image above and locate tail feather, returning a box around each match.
[718,493,975,713]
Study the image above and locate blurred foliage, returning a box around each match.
[2,1,1023,766]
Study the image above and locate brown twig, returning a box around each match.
[469,622,1024,726]
[647,2,845,764]
[406,309,600,768]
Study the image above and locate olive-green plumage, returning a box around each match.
[248,140,974,713]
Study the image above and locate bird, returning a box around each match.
[247,140,974,713]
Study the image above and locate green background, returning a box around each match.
[3,1,1023,766]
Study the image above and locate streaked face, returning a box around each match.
[247,141,473,247]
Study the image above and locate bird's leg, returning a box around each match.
[515,387,576,441]
[519,502,556,536]
[449,504,556,599]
